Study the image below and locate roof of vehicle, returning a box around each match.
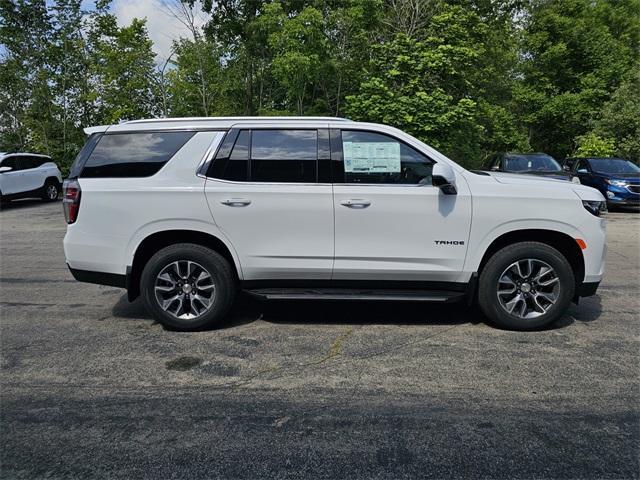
[566,156,629,161]
[504,152,554,157]
[84,116,354,135]
[0,152,52,159]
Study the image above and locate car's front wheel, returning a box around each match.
[140,243,236,331]
[478,242,575,330]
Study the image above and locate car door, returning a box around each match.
[204,127,334,280]
[20,156,45,191]
[331,128,472,283]
[0,156,26,194]
[572,159,593,186]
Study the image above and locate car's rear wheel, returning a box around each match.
[478,242,575,330]
[41,180,60,201]
[140,243,236,331]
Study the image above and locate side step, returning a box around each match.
[244,288,466,303]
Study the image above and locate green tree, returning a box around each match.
[516,0,640,159]
[0,0,54,154]
[167,37,240,116]
[89,9,159,123]
[594,71,640,162]
[346,4,525,165]
[574,132,616,157]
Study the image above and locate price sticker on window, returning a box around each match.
[343,141,401,173]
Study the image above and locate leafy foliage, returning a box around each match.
[0,0,638,173]
[574,133,616,158]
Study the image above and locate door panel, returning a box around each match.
[204,127,334,280]
[333,184,471,281]
[205,181,334,279]
[21,157,44,191]
[331,128,472,282]
[0,157,26,194]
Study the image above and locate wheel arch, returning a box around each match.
[477,229,585,291]
[127,229,241,301]
[43,176,61,188]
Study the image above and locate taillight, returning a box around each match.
[63,179,81,224]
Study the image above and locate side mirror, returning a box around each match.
[0,166,12,173]
[563,165,570,172]
[491,165,500,171]
[432,163,457,195]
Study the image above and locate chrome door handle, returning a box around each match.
[340,199,371,208]
[221,198,251,207]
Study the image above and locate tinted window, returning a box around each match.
[1,157,21,171]
[588,158,640,174]
[341,131,433,184]
[81,131,195,178]
[224,130,249,181]
[22,156,47,169]
[575,159,590,173]
[503,154,561,172]
[250,130,317,183]
[69,133,101,178]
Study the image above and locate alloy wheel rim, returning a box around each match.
[47,185,57,199]
[496,258,560,319]
[154,260,216,320]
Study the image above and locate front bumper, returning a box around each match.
[605,186,640,206]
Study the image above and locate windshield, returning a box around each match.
[589,158,640,174]
[504,154,562,173]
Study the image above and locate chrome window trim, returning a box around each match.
[196,132,227,179]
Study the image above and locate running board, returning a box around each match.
[244,288,466,303]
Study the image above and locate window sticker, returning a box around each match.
[343,141,401,173]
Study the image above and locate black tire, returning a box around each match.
[41,179,60,201]
[478,242,575,331]
[140,243,236,331]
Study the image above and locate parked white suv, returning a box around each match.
[63,117,607,331]
[0,153,62,204]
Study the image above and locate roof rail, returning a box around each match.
[123,116,352,124]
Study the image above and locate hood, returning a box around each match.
[593,171,640,182]
[486,171,604,201]
[525,171,571,181]
[489,171,570,185]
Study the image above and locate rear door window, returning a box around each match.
[250,130,317,183]
[21,157,40,170]
[80,131,195,178]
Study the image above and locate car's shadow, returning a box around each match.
[0,198,59,211]
[110,292,597,331]
[111,292,477,329]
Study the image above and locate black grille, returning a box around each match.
[628,185,640,194]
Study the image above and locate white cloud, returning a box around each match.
[112,0,207,64]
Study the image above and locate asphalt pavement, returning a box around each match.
[1,199,638,479]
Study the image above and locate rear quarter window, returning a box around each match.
[80,131,195,178]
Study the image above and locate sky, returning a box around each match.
[2,1,208,65]
[111,0,208,64]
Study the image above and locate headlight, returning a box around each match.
[605,179,628,187]
[582,200,607,217]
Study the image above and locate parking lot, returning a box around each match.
[0,200,638,479]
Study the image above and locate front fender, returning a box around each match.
[463,219,584,273]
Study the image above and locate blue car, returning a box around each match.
[564,157,640,209]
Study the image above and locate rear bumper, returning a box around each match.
[67,265,126,288]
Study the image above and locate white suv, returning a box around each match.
[63,117,607,331]
[0,153,62,204]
